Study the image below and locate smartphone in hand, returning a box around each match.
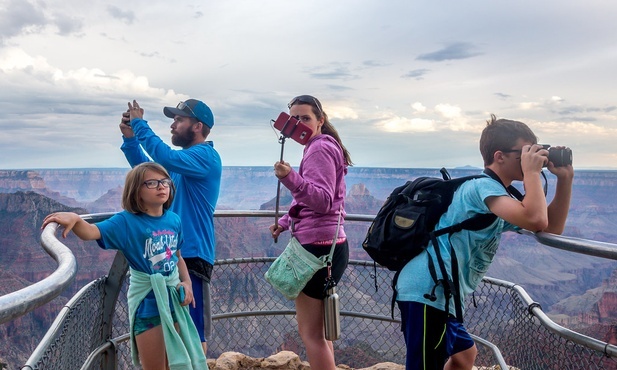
[273,112,313,145]
[178,285,185,303]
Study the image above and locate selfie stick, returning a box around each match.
[274,135,286,243]
[273,114,313,243]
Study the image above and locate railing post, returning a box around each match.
[100,251,129,370]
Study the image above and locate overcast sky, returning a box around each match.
[1,0,616,170]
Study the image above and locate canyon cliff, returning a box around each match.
[1,167,616,368]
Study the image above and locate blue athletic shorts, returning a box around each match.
[189,273,212,343]
[397,301,474,370]
[134,311,178,336]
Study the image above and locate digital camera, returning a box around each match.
[541,145,573,167]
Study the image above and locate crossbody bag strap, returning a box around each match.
[324,206,343,293]
[325,206,343,264]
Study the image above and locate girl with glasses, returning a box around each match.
[269,95,352,370]
[41,162,206,370]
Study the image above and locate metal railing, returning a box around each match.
[1,211,616,369]
[0,223,77,325]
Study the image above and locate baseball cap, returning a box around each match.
[163,99,215,128]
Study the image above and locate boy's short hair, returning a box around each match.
[122,162,175,214]
[480,114,538,166]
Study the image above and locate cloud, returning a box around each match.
[328,105,359,120]
[107,5,135,25]
[494,92,511,99]
[416,42,483,62]
[533,120,617,136]
[0,47,184,120]
[519,102,541,110]
[0,0,86,42]
[379,115,436,133]
[435,104,462,119]
[305,62,360,81]
[362,60,388,68]
[603,106,617,113]
[515,95,617,120]
[326,84,353,92]
[371,102,485,136]
[402,68,430,80]
[0,0,47,43]
[52,13,84,36]
[411,102,426,113]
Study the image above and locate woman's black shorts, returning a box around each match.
[300,240,349,299]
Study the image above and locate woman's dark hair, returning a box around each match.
[289,96,353,166]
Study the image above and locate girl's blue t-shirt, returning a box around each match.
[396,176,518,317]
[96,210,183,317]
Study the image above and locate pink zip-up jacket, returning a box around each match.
[278,134,347,245]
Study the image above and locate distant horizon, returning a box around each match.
[3,165,616,172]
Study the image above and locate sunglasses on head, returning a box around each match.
[176,101,197,118]
[288,95,323,115]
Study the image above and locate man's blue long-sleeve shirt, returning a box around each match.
[121,118,222,264]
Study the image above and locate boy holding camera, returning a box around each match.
[395,115,574,370]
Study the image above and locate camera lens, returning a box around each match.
[548,147,573,167]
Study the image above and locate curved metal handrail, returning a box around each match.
[0,223,77,325]
[520,229,617,261]
[485,276,617,358]
[469,334,509,370]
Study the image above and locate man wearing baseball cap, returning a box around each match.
[119,98,222,355]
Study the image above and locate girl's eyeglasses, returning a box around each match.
[143,179,172,189]
[288,95,323,115]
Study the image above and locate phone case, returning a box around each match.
[178,286,185,302]
[273,112,313,145]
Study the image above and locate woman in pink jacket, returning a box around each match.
[269,95,353,370]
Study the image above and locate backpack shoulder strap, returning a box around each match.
[427,169,517,322]
[483,168,524,201]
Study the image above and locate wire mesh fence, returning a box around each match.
[208,258,406,368]
[26,257,617,369]
[465,278,617,370]
[27,279,107,370]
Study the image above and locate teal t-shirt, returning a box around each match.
[96,210,184,317]
[396,176,518,317]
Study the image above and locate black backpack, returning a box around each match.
[362,168,523,320]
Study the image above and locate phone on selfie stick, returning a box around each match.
[271,112,314,242]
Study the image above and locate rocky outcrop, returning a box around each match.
[344,183,384,215]
[205,351,514,370]
[206,351,403,370]
[86,185,123,213]
[549,269,617,328]
[35,168,129,202]
[0,170,46,191]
